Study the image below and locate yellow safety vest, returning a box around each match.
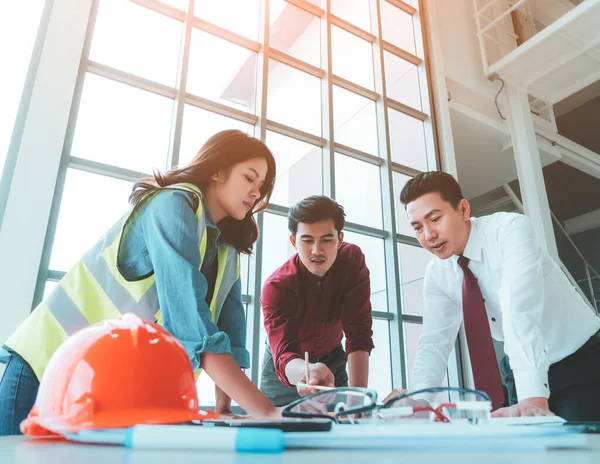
[5,183,240,381]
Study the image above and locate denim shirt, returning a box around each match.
[1,189,250,371]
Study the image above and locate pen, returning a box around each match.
[305,351,310,386]
[296,383,365,396]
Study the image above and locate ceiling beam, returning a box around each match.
[554,80,600,118]
[565,208,600,236]
[500,134,562,159]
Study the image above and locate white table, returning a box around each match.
[1,435,600,464]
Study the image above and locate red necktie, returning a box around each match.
[458,256,504,410]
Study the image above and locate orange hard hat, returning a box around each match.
[21,313,218,436]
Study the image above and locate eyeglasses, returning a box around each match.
[283,387,378,424]
[282,387,492,425]
[378,387,492,424]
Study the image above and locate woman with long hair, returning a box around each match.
[0,129,279,435]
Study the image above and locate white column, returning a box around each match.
[424,0,465,390]
[0,0,93,344]
[504,82,559,262]
[423,0,458,177]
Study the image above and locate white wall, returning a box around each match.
[429,0,516,197]
[435,0,501,102]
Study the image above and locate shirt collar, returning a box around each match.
[450,217,482,272]
[297,255,328,286]
[201,196,224,245]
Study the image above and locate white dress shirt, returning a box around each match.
[412,212,600,401]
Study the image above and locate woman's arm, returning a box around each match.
[204,353,276,417]
[140,191,277,417]
[215,279,251,415]
[214,384,232,415]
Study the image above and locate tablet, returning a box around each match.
[202,418,333,432]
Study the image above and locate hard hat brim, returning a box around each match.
[21,407,220,437]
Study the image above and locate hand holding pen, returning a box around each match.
[296,351,335,396]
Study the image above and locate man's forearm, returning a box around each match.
[348,350,369,388]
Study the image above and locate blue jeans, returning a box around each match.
[0,355,39,436]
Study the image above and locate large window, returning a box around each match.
[0,0,46,175]
[32,0,440,406]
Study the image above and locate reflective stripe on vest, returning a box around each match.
[5,183,239,381]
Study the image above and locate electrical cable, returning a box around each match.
[493,76,507,121]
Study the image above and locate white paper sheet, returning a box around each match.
[284,423,588,451]
[490,416,566,426]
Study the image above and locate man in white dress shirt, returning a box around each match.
[400,171,600,420]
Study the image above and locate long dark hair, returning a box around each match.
[130,129,276,254]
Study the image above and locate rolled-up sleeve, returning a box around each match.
[261,280,302,387]
[217,278,250,369]
[141,190,234,371]
[341,249,374,355]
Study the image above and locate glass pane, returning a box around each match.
[331,0,371,32]
[384,51,421,110]
[335,154,383,229]
[398,243,431,288]
[266,131,323,207]
[270,0,321,68]
[89,0,182,87]
[259,309,268,383]
[241,254,249,295]
[49,169,133,272]
[194,0,260,41]
[404,322,448,389]
[370,319,392,396]
[258,212,296,384]
[403,321,422,387]
[178,105,253,167]
[187,29,257,113]
[398,243,432,316]
[43,281,60,300]
[388,109,427,171]
[401,278,424,318]
[331,26,374,90]
[333,86,378,155]
[0,0,45,173]
[381,1,416,55]
[392,171,414,238]
[268,61,322,136]
[71,74,173,173]
[196,371,216,407]
[343,232,387,312]
[261,213,296,282]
